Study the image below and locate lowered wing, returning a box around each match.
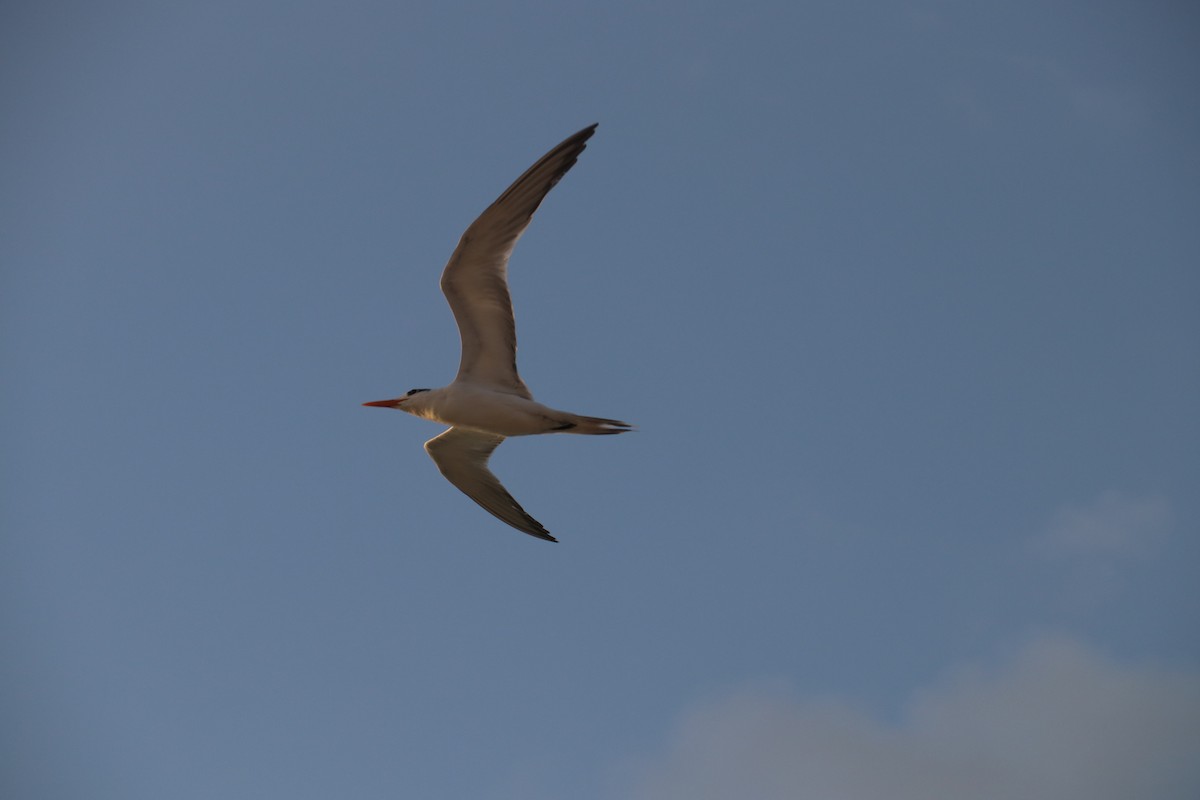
[424,427,556,542]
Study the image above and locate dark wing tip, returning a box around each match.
[540,123,599,186]
[518,512,558,542]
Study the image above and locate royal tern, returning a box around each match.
[364,124,631,542]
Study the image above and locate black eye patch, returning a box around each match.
[406,388,430,396]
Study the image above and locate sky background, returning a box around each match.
[3,1,1198,798]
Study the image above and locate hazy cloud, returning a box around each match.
[1037,490,1172,560]
[624,637,1200,800]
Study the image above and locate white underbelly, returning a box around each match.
[429,387,562,436]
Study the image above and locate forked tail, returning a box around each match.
[558,414,635,435]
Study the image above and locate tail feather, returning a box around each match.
[560,414,634,435]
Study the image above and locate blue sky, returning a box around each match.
[3,1,1198,797]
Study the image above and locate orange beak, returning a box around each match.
[362,398,404,408]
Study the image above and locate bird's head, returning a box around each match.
[362,387,431,413]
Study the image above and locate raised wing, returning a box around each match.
[424,427,556,542]
[440,124,598,396]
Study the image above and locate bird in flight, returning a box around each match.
[364,124,631,542]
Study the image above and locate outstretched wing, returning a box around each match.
[440,124,598,396]
[423,427,556,542]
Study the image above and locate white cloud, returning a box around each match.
[623,637,1200,800]
[1037,490,1172,559]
